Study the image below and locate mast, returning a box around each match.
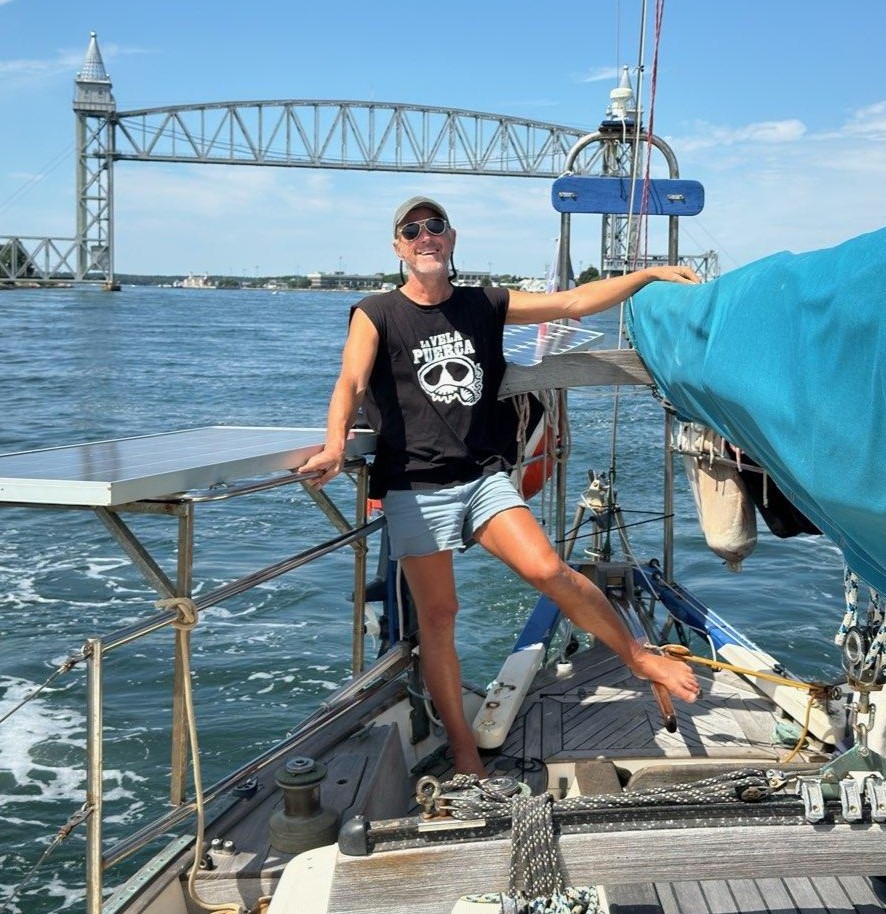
[598,66,644,277]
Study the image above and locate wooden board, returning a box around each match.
[499,349,652,398]
[324,824,886,914]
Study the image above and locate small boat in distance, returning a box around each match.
[172,272,217,289]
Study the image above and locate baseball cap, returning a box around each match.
[393,196,450,237]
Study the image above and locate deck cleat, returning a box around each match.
[231,776,259,799]
[796,778,826,822]
[864,774,886,822]
[838,778,864,822]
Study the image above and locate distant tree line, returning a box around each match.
[110,266,602,288]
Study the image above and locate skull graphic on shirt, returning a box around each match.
[417,355,484,405]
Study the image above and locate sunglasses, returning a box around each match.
[398,217,448,241]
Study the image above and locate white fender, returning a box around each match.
[678,423,757,571]
[472,643,546,749]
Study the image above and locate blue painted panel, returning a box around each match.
[552,176,704,216]
[513,593,562,651]
[633,564,766,656]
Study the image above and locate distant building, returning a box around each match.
[453,269,491,286]
[307,271,386,291]
[517,277,549,292]
[305,269,495,290]
[173,273,217,289]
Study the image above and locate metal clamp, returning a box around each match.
[415,775,442,817]
[865,775,886,822]
[842,625,886,689]
[797,778,825,822]
[849,695,875,757]
[838,778,864,822]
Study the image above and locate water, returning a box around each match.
[0,286,845,912]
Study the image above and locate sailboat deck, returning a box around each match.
[605,875,886,914]
[489,639,786,791]
[488,642,884,914]
[172,636,883,914]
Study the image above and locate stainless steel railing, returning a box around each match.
[78,459,382,913]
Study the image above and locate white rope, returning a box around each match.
[508,793,563,898]
[511,390,563,532]
[835,567,885,671]
[441,775,599,913]
[512,393,533,496]
[156,596,247,914]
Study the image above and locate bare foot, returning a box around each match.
[631,650,700,703]
[452,745,488,777]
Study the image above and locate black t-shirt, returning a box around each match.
[356,286,519,497]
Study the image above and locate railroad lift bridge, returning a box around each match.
[0,33,718,288]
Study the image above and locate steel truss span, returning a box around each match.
[112,100,596,177]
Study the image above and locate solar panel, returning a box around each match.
[0,426,376,507]
[502,320,603,367]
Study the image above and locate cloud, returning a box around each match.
[666,101,886,270]
[108,163,568,277]
[0,42,144,89]
[580,67,620,84]
[676,118,807,153]
[843,101,886,139]
[0,53,81,79]
[112,164,355,273]
[674,102,885,168]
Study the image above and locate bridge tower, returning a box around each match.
[73,32,117,287]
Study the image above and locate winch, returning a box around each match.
[268,755,339,854]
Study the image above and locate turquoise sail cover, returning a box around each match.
[626,227,886,593]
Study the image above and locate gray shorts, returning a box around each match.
[382,471,528,559]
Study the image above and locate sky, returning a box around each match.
[0,0,884,279]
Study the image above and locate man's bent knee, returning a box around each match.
[523,555,576,596]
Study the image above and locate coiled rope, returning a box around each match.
[449,774,599,913]
[439,768,770,820]
[444,766,772,914]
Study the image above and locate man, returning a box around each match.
[301,196,701,776]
